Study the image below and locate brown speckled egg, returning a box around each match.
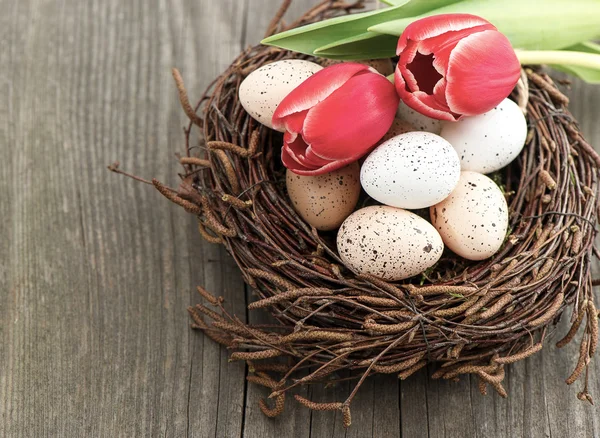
[430,171,508,261]
[320,58,394,76]
[337,206,444,281]
[286,163,360,231]
[239,60,323,131]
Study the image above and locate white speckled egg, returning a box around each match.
[397,101,443,134]
[440,98,527,173]
[286,163,360,231]
[361,132,460,209]
[430,171,508,261]
[239,60,323,130]
[337,206,444,281]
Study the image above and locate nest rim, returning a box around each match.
[154,0,600,424]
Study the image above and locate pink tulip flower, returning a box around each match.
[394,14,521,121]
[272,63,399,176]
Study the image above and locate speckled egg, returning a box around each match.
[430,171,508,261]
[397,101,442,134]
[239,60,323,130]
[320,58,394,76]
[361,132,461,209]
[440,98,528,173]
[286,162,360,231]
[337,206,444,281]
[380,118,416,143]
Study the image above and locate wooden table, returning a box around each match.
[2,0,599,436]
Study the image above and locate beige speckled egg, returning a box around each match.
[430,171,508,261]
[286,163,360,231]
[239,60,323,131]
[320,58,394,76]
[337,206,444,281]
[397,101,442,134]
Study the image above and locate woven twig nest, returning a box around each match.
[154,0,600,425]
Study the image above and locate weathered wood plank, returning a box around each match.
[1,0,599,436]
[0,0,247,436]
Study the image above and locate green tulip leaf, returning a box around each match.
[566,41,600,56]
[260,2,411,56]
[314,33,398,60]
[552,64,600,84]
[369,0,600,51]
[261,0,462,57]
[553,42,600,83]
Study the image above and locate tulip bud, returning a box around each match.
[394,14,521,121]
[272,63,399,176]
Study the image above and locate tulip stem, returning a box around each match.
[516,50,600,70]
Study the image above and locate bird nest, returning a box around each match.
[147,0,599,426]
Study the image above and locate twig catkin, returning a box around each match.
[529,292,564,327]
[557,306,587,348]
[494,343,543,364]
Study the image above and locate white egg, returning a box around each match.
[337,206,444,281]
[440,98,527,173]
[361,132,461,209]
[239,59,323,131]
[397,100,443,134]
[430,171,508,261]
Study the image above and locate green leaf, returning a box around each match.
[553,42,600,83]
[314,33,398,59]
[261,2,411,56]
[565,41,600,56]
[550,65,600,83]
[369,0,600,51]
[313,0,464,59]
[261,0,462,57]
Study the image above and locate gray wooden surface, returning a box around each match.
[1,0,599,436]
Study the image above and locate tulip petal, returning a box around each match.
[397,14,494,51]
[445,30,521,115]
[399,63,419,93]
[284,130,298,144]
[420,25,493,73]
[272,62,371,130]
[395,68,456,121]
[282,134,332,169]
[283,142,312,168]
[303,74,399,160]
[404,52,443,94]
[280,110,309,135]
[398,39,419,65]
[282,146,354,176]
[281,146,315,174]
[304,146,333,167]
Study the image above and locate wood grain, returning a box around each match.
[0,0,598,436]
